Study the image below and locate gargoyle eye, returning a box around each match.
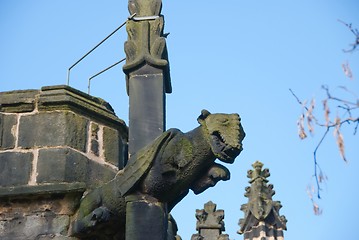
[221,119,229,124]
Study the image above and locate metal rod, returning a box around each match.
[133,15,159,21]
[67,13,136,85]
[88,58,126,94]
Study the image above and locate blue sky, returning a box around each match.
[1,1,358,239]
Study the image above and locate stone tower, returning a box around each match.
[0,85,128,239]
[238,161,287,240]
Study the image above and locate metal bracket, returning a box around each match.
[132,15,160,21]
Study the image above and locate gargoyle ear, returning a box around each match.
[197,109,211,124]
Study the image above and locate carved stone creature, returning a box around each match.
[70,110,245,239]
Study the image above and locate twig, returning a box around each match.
[322,85,358,106]
[338,19,359,52]
[313,127,329,199]
[289,88,308,110]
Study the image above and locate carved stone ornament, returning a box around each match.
[192,201,230,240]
[238,161,287,236]
[70,110,245,239]
[123,0,171,93]
[196,201,225,230]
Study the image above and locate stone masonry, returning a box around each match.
[0,85,128,239]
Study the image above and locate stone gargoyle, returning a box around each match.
[70,110,245,239]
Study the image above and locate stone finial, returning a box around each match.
[123,0,171,94]
[238,161,287,239]
[191,201,229,240]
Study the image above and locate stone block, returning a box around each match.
[37,148,88,184]
[86,160,117,190]
[0,213,70,240]
[0,183,85,214]
[0,152,32,187]
[18,112,88,152]
[0,114,17,150]
[37,148,116,189]
[89,123,100,157]
[38,85,128,141]
[0,89,39,113]
[103,126,125,169]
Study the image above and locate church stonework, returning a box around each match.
[0,85,128,239]
[238,161,287,240]
[0,85,246,239]
[0,1,250,239]
[191,201,229,240]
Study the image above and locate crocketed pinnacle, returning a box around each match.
[238,161,287,239]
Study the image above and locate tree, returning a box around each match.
[290,20,358,215]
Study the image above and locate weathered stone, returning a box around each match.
[125,195,168,240]
[0,152,32,187]
[0,182,85,240]
[128,71,166,155]
[90,123,100,156]
[37,148,116,190]
[123,3,171,92]
[18,111,88,151]
[37,148,88,184]
[192,201,228,240]
[86,160,117,189]
[70,110,245,239]
[38,85,128,140]
[0,89,39,113]
[103,126,125,169]
[0,113,17,150]
[0,213,70,240]
[37,236,79,240]
[90,139,99,156]
[238,161,287,239]
[0,182,86,200]
[90,122,99,139]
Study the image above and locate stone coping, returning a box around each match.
[0,85,128,139]
[0,182,86,199]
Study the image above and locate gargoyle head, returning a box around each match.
[197,109,245,163]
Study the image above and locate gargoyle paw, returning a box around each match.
[91,206,111,223]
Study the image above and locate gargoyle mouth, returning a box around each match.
[210,131,241,163]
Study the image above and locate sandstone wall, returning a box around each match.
[0,85,128,239]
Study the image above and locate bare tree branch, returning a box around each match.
[313,127,330,199]
[338,19,359,53]
[290,21,358,215]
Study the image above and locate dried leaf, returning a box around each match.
[313,201,323,215]
[298,114,307,139]
[318,170,328,184]
[306,98,315,134]
[306,185,314,200]
[342,61,353,80]
[307,185,323,215]
[322,99,330,126]
[333,117,347,162]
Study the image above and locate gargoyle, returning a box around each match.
[70,110,245,239]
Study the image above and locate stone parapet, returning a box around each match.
[0,85,129,239]
[0,85,128,189]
